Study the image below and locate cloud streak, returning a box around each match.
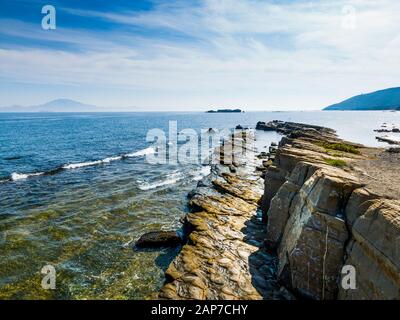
[0,0,399,109]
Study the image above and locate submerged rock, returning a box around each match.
[376,135,400,145]
[135,231,183,248]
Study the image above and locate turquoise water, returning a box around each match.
[0,111,399,299]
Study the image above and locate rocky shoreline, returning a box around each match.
[157,130,292,299]
[151,121,400,300]
[260,121,400,299]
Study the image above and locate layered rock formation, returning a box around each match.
[259,121,400,300]
[158,131,290,300]
[156,121,399,300]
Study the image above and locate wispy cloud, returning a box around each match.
[0,0,399,109]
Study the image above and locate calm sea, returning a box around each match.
[0,111,399,299]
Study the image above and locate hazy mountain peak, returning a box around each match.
[42,98,87,106]
[0,99,99,112]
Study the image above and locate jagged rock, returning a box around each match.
[344,188,378,228]
[265,161,320,249]
[376,135,400,145]
[256,120,336,137]
[159,132,284,300]
[387,147,400,153]
[339,200,400,300]
[262,121,400,300]
[261,166,287,222]
[276,168,362,299]
[135,231,183,248]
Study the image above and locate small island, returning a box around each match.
[206,109,244,113]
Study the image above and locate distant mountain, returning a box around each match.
[324,87,400,111]
[0,99,100,112]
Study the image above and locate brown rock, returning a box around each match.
[135,231,182,248]
[339,200,400,300]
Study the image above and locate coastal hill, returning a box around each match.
[324,87,400,111]
[0,99,99,112]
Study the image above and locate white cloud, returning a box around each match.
[0,0,399,109]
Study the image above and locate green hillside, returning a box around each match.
[324,87,400,111]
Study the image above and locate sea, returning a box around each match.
[0,111,399,299]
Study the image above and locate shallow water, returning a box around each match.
[0,111,399,299]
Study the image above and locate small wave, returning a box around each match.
[137,166,210,191]
[137,172,183,190]
[11,172,44,181]
[62,160,104,170]
[2,147,156,183]
[63,147,154,170]
[191,166,211,181]
[125,147,155,158]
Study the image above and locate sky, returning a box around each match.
[0,0,399,111]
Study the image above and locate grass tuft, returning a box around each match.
[318,142,360,155]
[324,158,348,168]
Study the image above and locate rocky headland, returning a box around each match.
[145,120,400,300]
[258,120,400,299]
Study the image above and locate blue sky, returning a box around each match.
[0,0,399,110]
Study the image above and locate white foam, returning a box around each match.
[11,172,44,181]
[192,166,211,181]
[102,156,122,163]
[62,160,104,170]
[5,146,157,183]
[62,147,155,170]
[125,147,155,158]
[137,167,211,191]
[138,171,183,190]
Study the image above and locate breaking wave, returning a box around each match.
[137,166,210,190]
[11,172,45,181]
[4,147,156,182]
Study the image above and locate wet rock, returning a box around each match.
[376,135,400,145]
[159,132,283,300]
[235,125,247,130]
[135,231,183,248]
[256,120,336,137]
[387,147,400,153]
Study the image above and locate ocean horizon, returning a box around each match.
[1,110,399,299]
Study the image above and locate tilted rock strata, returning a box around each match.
[159,132,288,300]
[339,200,400,299]
[260,122,400,300]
